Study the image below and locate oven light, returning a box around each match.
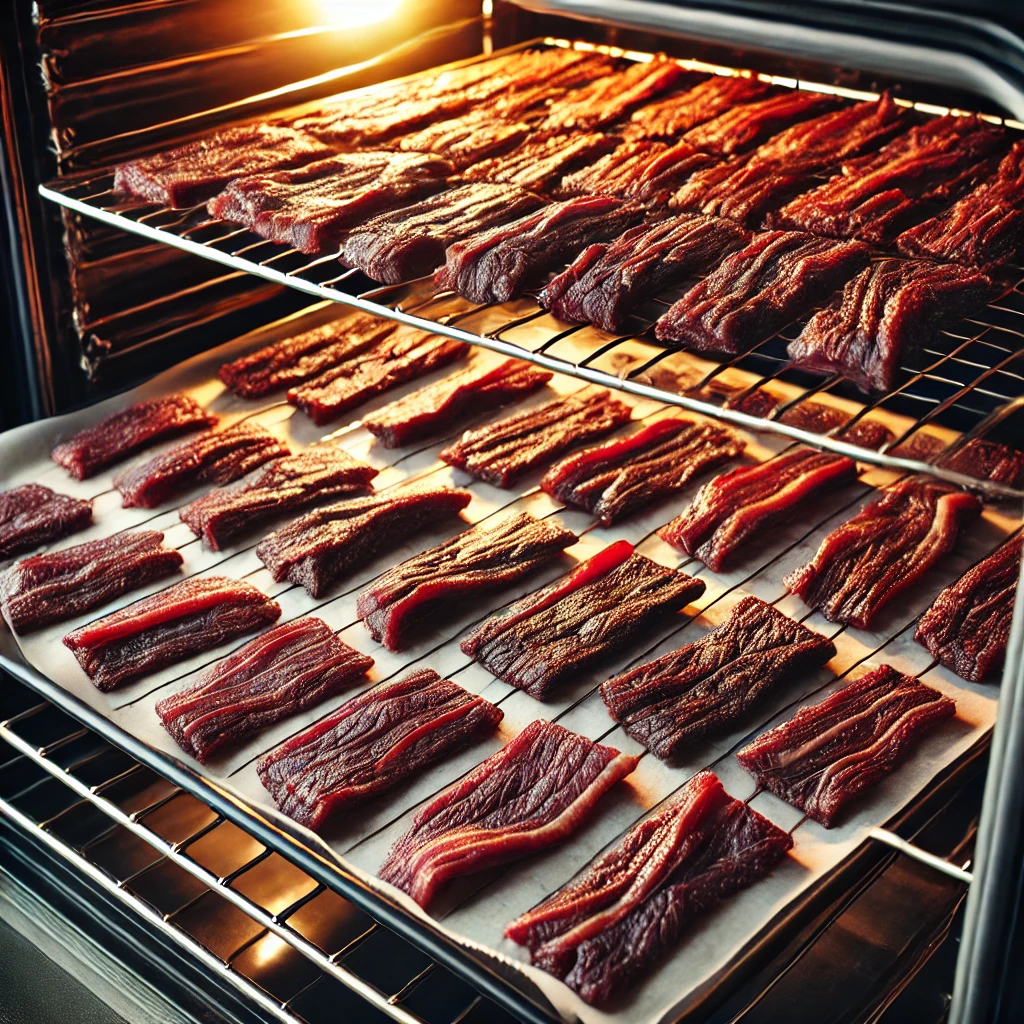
[313,0,402,28]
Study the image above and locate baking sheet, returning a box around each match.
[0,301,1015,1024]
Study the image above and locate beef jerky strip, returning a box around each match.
[660,447,859,572]
[398,113,533,169]
[655,231,872,353]
[560,140,718,201]
[627,75,772,140]
[787,258,995,393]
[378,719,638,908]
[737,664,956,827]
[356,510,576,652]
[539,213,752,333]
[440,390,632,488]
[940,439,1024,488]
[0,485,93,560]
[178,447,378,551]
[784,476,981,629]
[52,394,217,480]
[255,485,472,598]
[541,416,744,526]
[257,669,503,830]
[156,617,373,763]
[505,770,792,1005]
[602,596,836,760]
[915,534,1022,682]
[63,576,281,692]
[462,541,706,700]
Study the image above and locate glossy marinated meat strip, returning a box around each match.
[257,669,502,830]
[356,511,576,651]
[737,665,956,827]
[539,214,751,333]
[52,395,216,480]
[560,140,718,201]
[63,576,281,692]
[378,719,638,907]
[462,541,706,700]
[541,417,744,525]
[659,448,859,571]
[255,485,472,598]
[113,423,289,509]
[462,133,618,194]
[178,448,378,550]
[435,196,646,304]
[440,390,632,487]
[0,485,93,560]
[915,534,1022,682]
[398,114,533,169]
[287,330,468,426]
[157,617,373,763]
[339,183,544,284]
[0,530,182,634]
[602,597,836,760]
[655,231,872,353]
[941,439,1024,488]
[787,259,995,393]
[627,75,771,140]
[505,770,793,1005]
[363,360,552,448]
[784,476,981,629]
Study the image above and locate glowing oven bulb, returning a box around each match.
[314,0,402,28]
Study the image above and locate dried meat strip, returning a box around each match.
[356,511,576,651]
[52,395,216,480]
[157,617,372,763]
[602,597,836,760]
[505,770,792,1005]
[435,195,646,304]
[178,447,378,550]
[784,476,981,629]
[737,665,956,827]
[787,258,995,393]
[660,448,858,571]
[654,230,872,353]
[462,541,706,700]
[627,75,772,140]
[541,417,744,525]
[539,213,752,333]
[378,719,638,907]
[398,114,533,169]
[257,669,503,830]
[0,485,93,560]
[63,576,282,692]
[940,439,1024,488]
[362,359,552,448]
[440,390,632,488]
[0,530,182,634]
[114,423,289,509]
[255,485,472,598]
[915,534,1022,682]
[560,140,718,201]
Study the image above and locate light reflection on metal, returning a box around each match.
[312,0,402,29]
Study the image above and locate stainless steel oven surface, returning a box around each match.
[1,3,1024,1024]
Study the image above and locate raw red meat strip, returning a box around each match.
[654,230,872,353]
[462,541,706,700]
[51,395,216,480]
[257,669,503,830]
[541,417,744,525]
[915,534,1022,682]
[113,125,337,208]
[356,511,577,652]
[287,330,468,426]
[784,476,981,629]
[378,719,638,907]
[602,596,836,760]
[627,75,771,140]
[439,390,632,488]
[0,485,93,560]
[659,448,859,571]
[539,214,752,333]
[156,617,372,763]
[255,485,472,598]
[63,576,282,692]
[434,195,646,304]
[505,770,792,1004]
[0,530,182,634]
[461,133,618,194]
[178,447,378,550]
[788,259,995,393]
[362,359,552,449]
[737,664,956,827]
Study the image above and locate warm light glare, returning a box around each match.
[314,0,401,29]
